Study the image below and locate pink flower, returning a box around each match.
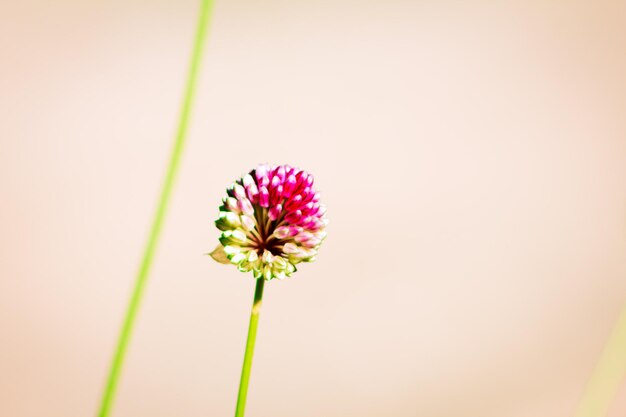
[210,164,328,280]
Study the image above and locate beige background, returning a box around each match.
[1,1,625,416]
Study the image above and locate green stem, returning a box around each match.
[574,307,626,417]
[96,1,213,416]
[235,278,266,417]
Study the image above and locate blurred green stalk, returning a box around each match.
[97,1,213,416]
[235,278,265,417]
[575,307,626,417]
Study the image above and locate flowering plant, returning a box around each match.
[210,163,327,417]
[210,164,327,280]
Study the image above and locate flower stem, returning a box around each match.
[96,1,213,416]
[235,278,265,417]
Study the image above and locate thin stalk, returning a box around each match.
[235,278,265,417]
[96,1,213,416]
[574,307,626,417]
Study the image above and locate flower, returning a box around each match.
[210,164,328,280]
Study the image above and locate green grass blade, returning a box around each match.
[97,1,214,416]
[575,307,626,417]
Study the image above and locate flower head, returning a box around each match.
[210,164,328,280]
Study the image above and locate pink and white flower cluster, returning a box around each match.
[211,164,327,280]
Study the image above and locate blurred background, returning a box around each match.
[1,1,625,416]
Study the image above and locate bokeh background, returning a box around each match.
[1,1,625,416]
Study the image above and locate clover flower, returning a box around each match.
[210,164,327,280]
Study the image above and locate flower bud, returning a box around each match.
[268,204,283,221]
[215,211,241,231]
[238,197,254,216]
[259,186,270,208]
